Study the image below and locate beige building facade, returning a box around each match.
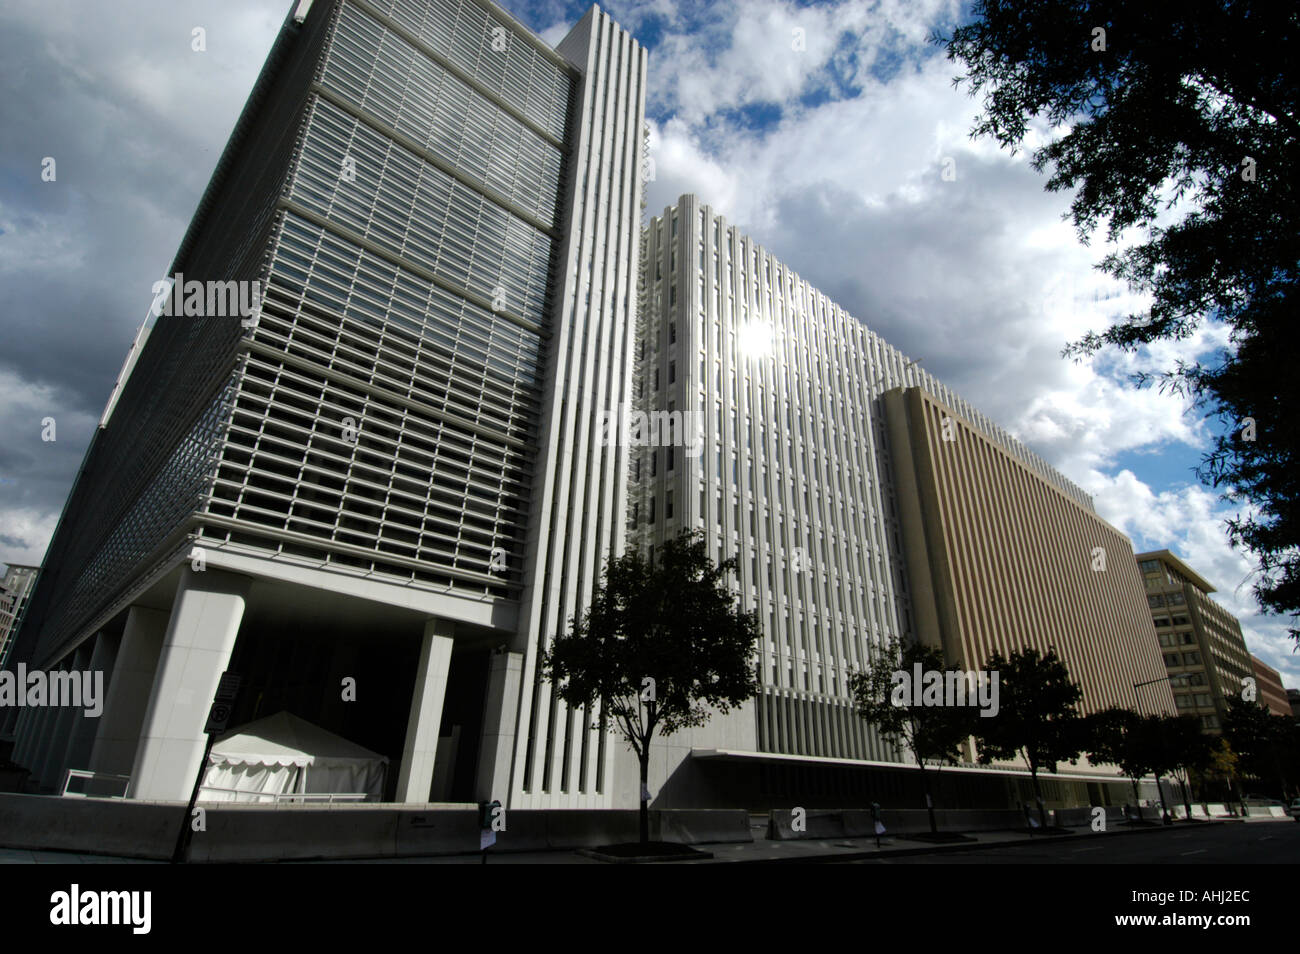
[884,387,1174,719]
[1135,550,1253,732]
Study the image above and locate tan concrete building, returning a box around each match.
[1135,550,1254,732]
[883,387,1174,719]
[1250,654,1291,718]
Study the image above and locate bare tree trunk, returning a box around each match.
[639,751,649,844]
[1030,766,1048,830]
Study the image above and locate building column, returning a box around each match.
[41,644,93,793]
[0,699,20,740]
[396,618,455,804]
[9,706,35,765]
[89,607,166,783]
[60,632,120,787]
[126,568,251,801]
[476,649,523,803]
[17,705,50,771]
[27,694,61,791]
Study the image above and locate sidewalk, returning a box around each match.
[4,816,1283,864]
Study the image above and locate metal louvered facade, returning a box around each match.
[7,0,647,809]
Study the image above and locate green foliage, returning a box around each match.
[1223,696,1300,797]
[972,646,1083,775]
[944,1,1300,644]
[1087,707,1152,785]
[847,637,979,768]
[541,529,761,762]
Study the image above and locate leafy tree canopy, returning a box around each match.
[945,1,1300,642]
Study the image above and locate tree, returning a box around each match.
[1086,707,1152,810]
[1199,736,1242,807]
[972,646,1084,829]
[944,1,1300,645]
[847,637,981,835]
[542,529,760,844]
[1224,695,1300,800]
[1142,714,1188,824]
[1163,714,1214,818]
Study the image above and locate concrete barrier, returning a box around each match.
[190,803,403,862]
[1268,806,1287,818]
[0,793,179,859]
[1206,803,1228,817]
[655,809,751,845]
[769,807,1025,840]
[0,795,751,861]
[1052,806,1126,827]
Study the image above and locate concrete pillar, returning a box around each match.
[396,618,455,804]
[0,700,19,740]
[126,568,251,801]
[60,632,120,787]
[28,698,60,791]
[476,649,523,803]
[42,644,93,793]
[89,607,167,782]
[10,706,35,766]
[19,706,49,771]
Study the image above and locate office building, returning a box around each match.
[1135,550,1254,732]
[1250,655,1290,719]
[630,195,1173,807]
[5,0,646,808]
[0,565,38,670]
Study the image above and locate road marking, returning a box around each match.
[1072,846,1103,853]
[1258,836,1273,842]
[1180,849,1207,856]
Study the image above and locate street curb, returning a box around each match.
[720,820,1228,865]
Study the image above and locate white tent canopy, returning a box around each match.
[200,711,388,803]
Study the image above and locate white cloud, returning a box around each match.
[639,0,1296,687]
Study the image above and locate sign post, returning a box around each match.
[171,672,241,864]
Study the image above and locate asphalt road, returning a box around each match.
[848,820,1300,863]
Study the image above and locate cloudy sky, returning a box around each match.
[0,0,1293,688]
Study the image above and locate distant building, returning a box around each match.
[1288,688,1300,721]
[1135,550,1254,732]
[0,565,38,669]
[1250,655,1291,718]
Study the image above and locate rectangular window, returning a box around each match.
[649,496,656,522]
[666,491,674,520]
[667,446,675,471]
[669,360,676,384]
[669,322,676,344]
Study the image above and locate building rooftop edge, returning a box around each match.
[1134,549,1218,595]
